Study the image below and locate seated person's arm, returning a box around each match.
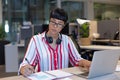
[68,36,91,71]
[19,36,37,77]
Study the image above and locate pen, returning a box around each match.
[25,58,30,65]
[25,58,35,73]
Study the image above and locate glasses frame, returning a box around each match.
[50,21,65,28]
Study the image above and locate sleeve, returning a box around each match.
[67,37,83,66]
[18,36,38,75]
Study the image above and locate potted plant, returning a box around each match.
[79,22,91,45]
[76,18,92,46]
[0,25,6,40]
[79,22,89,38]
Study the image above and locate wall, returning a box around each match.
[89,20,98,38]
[97,19,119,39]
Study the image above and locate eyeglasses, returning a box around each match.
[50,21,65,28]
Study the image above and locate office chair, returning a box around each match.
[111,31,119,46]
[113,31,119,40]
[68,34,94,61]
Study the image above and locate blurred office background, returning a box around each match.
[0,0,119,42]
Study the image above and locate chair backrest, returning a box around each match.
[69,34,94,61]
[68,34,81,53]
[113,31,119,40]
[34,24,48,34]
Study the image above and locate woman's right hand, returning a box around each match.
[20,64,35,77]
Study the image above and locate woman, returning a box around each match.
[19,8,91,77]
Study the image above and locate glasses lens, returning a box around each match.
[50,21,64,28]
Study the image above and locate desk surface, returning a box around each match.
[1,66,120,80]
[92,39,111,42]
[92,39,120,43]
[80,45,120,50]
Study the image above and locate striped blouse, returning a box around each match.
[19,32,82,72]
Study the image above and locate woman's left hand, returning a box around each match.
[78,59,91,72]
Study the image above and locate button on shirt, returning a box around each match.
[19,32,82,72]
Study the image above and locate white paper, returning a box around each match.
[59,78,72,80]
[27,72,56,80]
[45,70,73,79]
[27,70,73,80]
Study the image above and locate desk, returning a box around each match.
[80,45,120,50]
[1,66,120,80]
[92,39,120,46]
[92,39,120,43]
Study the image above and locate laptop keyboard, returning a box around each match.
[75,72,89,78]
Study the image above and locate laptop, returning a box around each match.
[78,49,120,79]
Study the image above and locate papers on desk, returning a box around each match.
[27,70,73,80]
[27,72,55,80]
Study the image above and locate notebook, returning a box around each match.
[78,49,120,79]
[27,70,73,80]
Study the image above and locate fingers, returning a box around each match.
[84,60,91,68]
[20,64,35,77]
[79,59,91,72]
[29,65,35,73]
[79,66,89,72]
[23,68,33,77]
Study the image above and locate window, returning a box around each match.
[94,3,120,20]
[62,1,84,22]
